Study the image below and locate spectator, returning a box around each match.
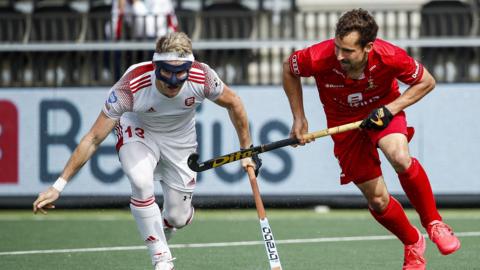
[109,0,135,40]
[138,0,178,39]
[109,0,177,40]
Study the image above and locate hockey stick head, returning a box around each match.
[187,152,205,172]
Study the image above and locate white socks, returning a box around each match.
[130,201,172,265]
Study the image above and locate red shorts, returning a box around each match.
[332,111,413,185]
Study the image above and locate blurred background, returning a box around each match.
[1,0,480,209]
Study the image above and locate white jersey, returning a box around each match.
[102,61,224,138]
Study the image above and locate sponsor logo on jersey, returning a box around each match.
[346,92,380,107]
[347,93,363,105]
[325,83,344,88]
[365,77,377,91]
[332,68,346,78]
[291,55,300,75]
[108,91,118,103]
[184,97,195,106]
[412,59,420,79]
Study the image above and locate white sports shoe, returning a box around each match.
[154,259,175,270]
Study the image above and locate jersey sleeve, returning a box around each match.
[288,47,315,77]
[391,47,424,85]
[102,79,134,120]
[200,63,224,101]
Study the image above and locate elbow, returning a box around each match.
[229,95,244,113]
[425,75,436,93]
[422,69,436,92]
[282,58,291,75]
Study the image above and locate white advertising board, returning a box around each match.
[0,84,479,196]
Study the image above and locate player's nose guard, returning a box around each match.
[154,61,192,87]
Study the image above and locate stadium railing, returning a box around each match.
[1,3,479,87]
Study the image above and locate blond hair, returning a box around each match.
[155,32,193,56]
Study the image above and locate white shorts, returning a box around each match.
[116,113,197,192]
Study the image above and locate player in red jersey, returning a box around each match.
[283,9,460,269]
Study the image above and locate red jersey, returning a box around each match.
[288,38,423,126]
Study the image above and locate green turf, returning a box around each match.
[0,209,479,270]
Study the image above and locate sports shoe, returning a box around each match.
[153,252,175,270]
[403,228,426,270]
[154,258,175,270]
[427,220,461,255]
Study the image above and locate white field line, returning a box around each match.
[3,215,480,221]
[1,232,479,256]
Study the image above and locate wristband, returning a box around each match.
[52,177,68,192]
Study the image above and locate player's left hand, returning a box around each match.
[241,145,263,177]
[360,106,393,130]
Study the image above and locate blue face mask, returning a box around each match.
[154,61,193,87]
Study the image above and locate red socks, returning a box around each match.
[370,195,419,245]
[398,158,442,228]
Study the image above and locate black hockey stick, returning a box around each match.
[188,120,362,172]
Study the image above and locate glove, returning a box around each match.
[241,145,262,177]
[251,150,262,177]
[360,106,393,130]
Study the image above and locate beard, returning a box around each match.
[340,54,368,72]
[340,60,352,71]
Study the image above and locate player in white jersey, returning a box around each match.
[33,32,261,270]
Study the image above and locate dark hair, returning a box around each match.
[335,9,378,47]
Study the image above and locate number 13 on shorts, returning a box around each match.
[115,123,146,151]
[124,126,145,139]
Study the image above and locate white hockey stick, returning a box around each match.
[247,167,282,270]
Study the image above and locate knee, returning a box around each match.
[368,194,390,213]
[125,171,154,198]
[163,207,194,229]
[389,152,411,173]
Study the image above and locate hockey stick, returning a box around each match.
[188,120,362,172]
[246,166,282,270]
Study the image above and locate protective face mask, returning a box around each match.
[154,61,193,87]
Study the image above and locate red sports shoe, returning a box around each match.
[403,228,426,270]
[427,220,461,255]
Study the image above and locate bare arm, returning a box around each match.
[282,59,310,145]
[33,111,117,214]
[60,111,117,180]
[214,85,252,149]
[386,68,436,115]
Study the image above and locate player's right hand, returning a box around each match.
[290,118,312,146]
[33,187,60,215]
